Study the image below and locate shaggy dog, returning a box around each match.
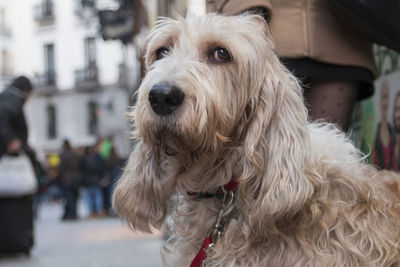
[113,14,400,266]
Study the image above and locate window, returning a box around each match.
[85,37,96,67]
[44,43,55,85]
[88,101,98,135]
[84,37,97,81]
[47,104,57,139]
[43,0,53,17]
[81,0,96,8]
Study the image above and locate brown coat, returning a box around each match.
[206,0,376,76]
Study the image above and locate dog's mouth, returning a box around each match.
[147,126,189,153]
[158,129,185,155]
[145,124,214,160]
[139,97,228,158]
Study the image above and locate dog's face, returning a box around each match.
[135,15,275,156]
[114,14,311,234]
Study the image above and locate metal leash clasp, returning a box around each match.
[210,188,235,243]
[201,188,235,267]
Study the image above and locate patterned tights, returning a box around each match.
[303,80,359,132]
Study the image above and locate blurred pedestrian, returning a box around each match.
[99,137,112,212]
[0,76,37,254]
[372,81,396,170]
[99,137,112,159]
[81,144,106,218]
[58,139,80,220]
[104,144,123,215]
[207,0,376,131]
[0,76,35,157]
[0,75,39,180]
[31,150,48,218]
[393,91,400,171]
[46,153,61,202]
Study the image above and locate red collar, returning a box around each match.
[189,177,238,267]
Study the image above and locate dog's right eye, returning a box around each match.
[156,47,170,60]
[208,46,232,64]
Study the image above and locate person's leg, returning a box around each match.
[303,80,359,131]
[70,187,79,219]
[106,183,114,213]
[85,186,95,215]
[61,186,68,219]
[103,186,110,212]
[94,186,104,213]
[63,187,74,219]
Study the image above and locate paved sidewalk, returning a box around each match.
[0,201,163,267]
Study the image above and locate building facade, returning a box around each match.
[1,0,142,159]
[0,0,205,160]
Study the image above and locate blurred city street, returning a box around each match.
[0,199,163,267]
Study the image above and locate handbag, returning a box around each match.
[328,0,400,52]
[0,153,38,197]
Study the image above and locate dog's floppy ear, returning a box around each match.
[113,141,173,233]
[239,62,314,235]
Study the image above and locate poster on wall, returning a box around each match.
[358,47,400,170]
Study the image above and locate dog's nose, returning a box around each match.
[148,82,185,115]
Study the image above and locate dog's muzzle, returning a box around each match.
[148,82,185,116]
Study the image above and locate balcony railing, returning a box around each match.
[75,66,99,89]
[34,72,57,93]
[34,1,55,23]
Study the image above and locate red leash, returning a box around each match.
[190,237,213,267]
[189,178,238,267]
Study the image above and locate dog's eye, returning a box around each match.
[156,47,170,60]
[210,47,231,63]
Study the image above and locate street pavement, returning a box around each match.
[0,199,163,267]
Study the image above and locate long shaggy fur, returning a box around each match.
[113,14,400,266]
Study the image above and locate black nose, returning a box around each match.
[148,82,185,115]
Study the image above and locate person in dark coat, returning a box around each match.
[0,76,33,158]
[0,76,37,254]
[58,139,81,220]
[81,144,105,217]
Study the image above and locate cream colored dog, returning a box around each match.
[113,14,400,266]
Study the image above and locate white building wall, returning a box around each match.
[7,0,128,91]
[187,0,205,15]
[0,0,15,90]
[4,0,135,160]
[7,0,36,78]
[97,40,122,86]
